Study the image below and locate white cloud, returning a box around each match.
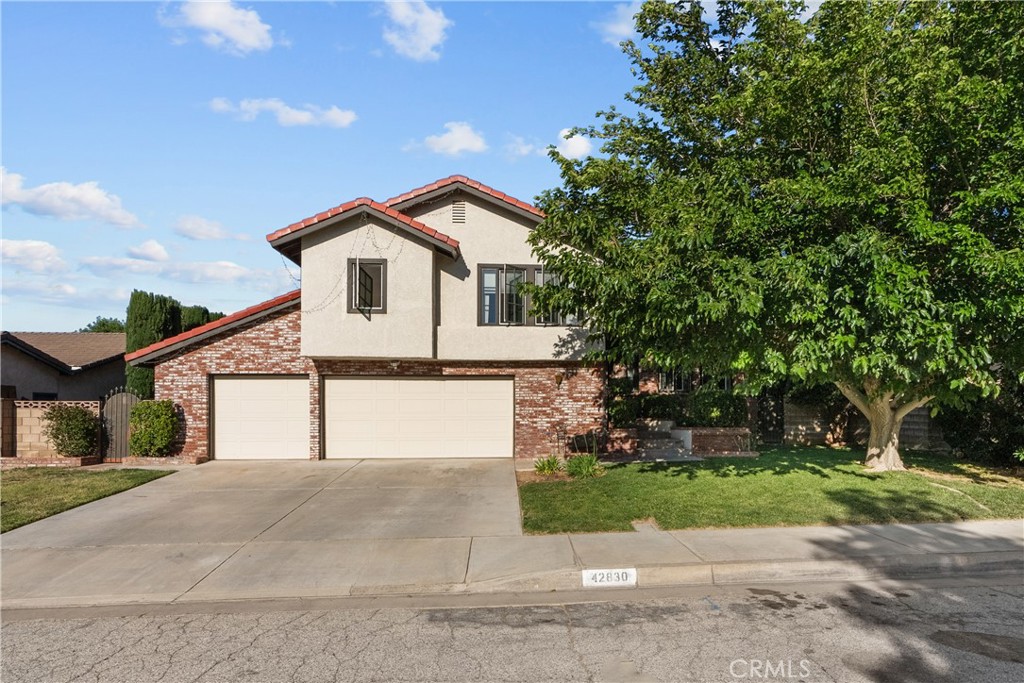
[80,256,267,285]
[594,1,642,46]
[413,122,488,156]
[163,1,274,56]
[127,239,169,262]
[1,280,129,307]
[556,128,593,160]
[382,1,452,62]
[1,168,141,228]
[0,239,68,274]
[505,135,545,159]
[210,97,357,128]
[173,214,249,241]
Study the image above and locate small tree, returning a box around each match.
[129,400,178,457]
[41,404,99,457]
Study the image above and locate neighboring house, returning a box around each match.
[1,331,126,400]
[126,176,605,465]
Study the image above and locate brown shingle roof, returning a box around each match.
[2,332,126,373]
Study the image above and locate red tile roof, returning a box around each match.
[265,197,460,251]
[384,175,545,219]
[125,289,300,364]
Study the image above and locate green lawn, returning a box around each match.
[519,447,1024,534]
[1,468,173,533]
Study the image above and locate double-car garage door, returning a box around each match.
[212,376,513,460]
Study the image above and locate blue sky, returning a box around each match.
[1,1,647,331]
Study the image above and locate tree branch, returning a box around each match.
[835,381,872,416]
[894,395,934,422]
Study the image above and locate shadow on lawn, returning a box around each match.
[627,447,879,481]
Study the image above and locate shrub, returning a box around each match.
[41,404,98,457]
[565,453,604,479]
[607,396,641,427]
[534,455,563,475]
[682,389,749,427]
[129,400,178,457]
[641,393,686,420]
[607,376,635,398]
[934,369,1024,466]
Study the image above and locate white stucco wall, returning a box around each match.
[404,192,586,361]
[300,215,435,358]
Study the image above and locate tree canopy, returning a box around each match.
[77,316,125,333]
[530,0,1024,469]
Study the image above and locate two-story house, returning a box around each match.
[126,176,605,466]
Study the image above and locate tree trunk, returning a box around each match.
[863,404,906,471]
[835,382,932,472]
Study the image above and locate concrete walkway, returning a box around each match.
[1,462,1020,610]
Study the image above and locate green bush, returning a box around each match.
[41,404,98,457]
[129,400,178,457]
[641,393,686,420]
[534,455,564,475]
[607,396,641,427]
[934,369,1024,466]
[682,389,749,427]
[565,453,604,479]
[607,376,635,398]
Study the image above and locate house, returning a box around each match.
[126,176,606,465]
[1,331,126,400]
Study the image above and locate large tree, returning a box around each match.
[530,0,1024,470]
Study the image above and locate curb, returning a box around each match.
[2,551,1020,611]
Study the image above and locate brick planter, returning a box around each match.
[1,455,102,470]
[689,427,756,457]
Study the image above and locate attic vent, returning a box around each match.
[452,200,466,224]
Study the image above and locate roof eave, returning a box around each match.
[126,293,301,366]
[267,206,460,262]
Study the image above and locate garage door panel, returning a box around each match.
[214,377,310,460]
[325,377,512,459]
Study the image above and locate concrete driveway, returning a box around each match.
[1,459,524,607]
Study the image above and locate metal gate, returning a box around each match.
[102,387,141,462]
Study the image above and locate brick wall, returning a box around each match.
[0,400,101,459]
[784,400,946,450]
[153,305,606,464]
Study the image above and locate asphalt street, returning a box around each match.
[2,576,1022,683]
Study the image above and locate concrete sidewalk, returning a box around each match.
[3,518,1020,609]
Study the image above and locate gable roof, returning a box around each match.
[125,290,301,366]
[266,197,460,266]
[2,332,126,374]
[385,175,545,222]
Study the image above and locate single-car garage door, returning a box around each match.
[324,377,513,458]
[213,376,310,459]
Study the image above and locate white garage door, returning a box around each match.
[213,377,310,460]
[324,377,513,458]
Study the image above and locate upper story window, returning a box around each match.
[479,264,574,327]
[347,258,387,315]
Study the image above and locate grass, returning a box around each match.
[1,468,173,533]
[519,446,1024,534]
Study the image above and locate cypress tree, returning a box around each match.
[125,290,182,398]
